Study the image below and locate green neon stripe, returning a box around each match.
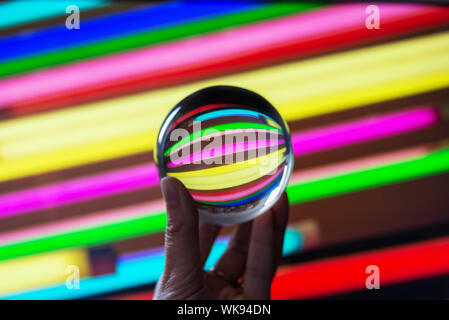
[164,122,281,157]
[0,3,323,78]
[1,147,447,261]
[286,148,449,204]
[0,212,166,261]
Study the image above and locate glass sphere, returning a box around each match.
[155,86,293,225]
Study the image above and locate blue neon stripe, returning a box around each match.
[0,0,109,29]
[2,229,303,299]
[0,1,260,63]
[195,109,275,122]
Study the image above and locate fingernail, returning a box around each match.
[161,177,180,207]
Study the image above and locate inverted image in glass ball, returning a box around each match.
[155,86,293,226]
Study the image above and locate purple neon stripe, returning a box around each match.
[0,164,159,219]
[167,138,285,168]
[0,106,437,219]
[291,106,438,155]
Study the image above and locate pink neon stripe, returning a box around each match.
[0,4,429,106]
[0,106,437,219]
[192,167,284,202]
[0,163,159,219]
[167,138,285,168]
[0,200,165,246]
[290,146,430,184]
[291,106,438,156]
[167,128,278,158]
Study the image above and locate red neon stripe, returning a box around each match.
[272,236,449,299]
[112,236,449,300]
[12,7,449,115]
[168,103,246,132]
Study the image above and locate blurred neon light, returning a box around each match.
[2,30,447,144]
[0,3,319,78]
[164,122,281,156]
[291,106,439,155]
[113,236,449,300]
[0,201,165,246]
[286,146,449,205]
[0,164,159,219]
[0,145,428,246]
[0,106,437,217]
[1,4,447,107]
[0,248,91,296]
[0,2,258,63]
[1,40,448,183]
[272,236,449,299]
[0,229,303,299]
[290,146,430,184]
[166,138,285,168]
[0,0,108,29]
[191,167,283,203]
[0,145,448,261]
[0,29,447,137]
[167,149,286,190]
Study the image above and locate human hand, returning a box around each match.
[154,176,289,300]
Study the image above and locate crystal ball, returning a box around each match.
[155,86,293,225]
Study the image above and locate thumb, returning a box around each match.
[157,176,203,298]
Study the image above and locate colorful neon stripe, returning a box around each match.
[0,229,304,299]
[166,138,285,168]
[0,0,109,29]
[0,2,448,302]
[165,129,280,160]
[164,122,281,157]
[0,106,438,217]
[199,173,284,207]
[1,4,447,108]
[0,3,319,78]
[1,145,448,262]
[0,2,258,63]
[287,147,449,205]
[272,236,449,299]
[290,146,430,184]
[194,108,276,122]
[0,163,158,219]
[0,31,447,184]
[191,167,284,203]
[0,33,442,166]
[0,201,165,246]
[0,146,423,248]
[167,149,286,190]
[0,248,91,296]
[2,29,447,142]
[291,106,439,156]
[111,236,449,300]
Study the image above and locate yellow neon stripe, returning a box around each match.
[0,32,449,181]
[169,149,286,190]
[0,248,90,295]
